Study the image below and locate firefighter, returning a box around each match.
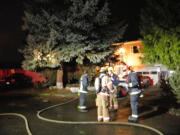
[127,67,141,123]
[108,67,119,111]
[95,67,110,122]
[78,70,88,112]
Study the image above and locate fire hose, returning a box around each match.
[0,94,164,135]
[37,96,164,135]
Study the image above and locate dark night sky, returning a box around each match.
[0,0,24,67]
[0,0,144,68]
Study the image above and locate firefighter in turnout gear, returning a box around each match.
[108,67,119,111]
[127,67,141,123]
[78,71,88,112]
[95,67,110,122]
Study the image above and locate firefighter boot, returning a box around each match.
[128,116,138,123]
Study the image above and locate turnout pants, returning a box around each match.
[79,93,87,109]
[96,94,110,122]
[109,93,118,110]
[130,92,140,118]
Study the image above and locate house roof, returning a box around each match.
[112,40,142,46]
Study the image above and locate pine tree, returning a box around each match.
[21,0,127,88]
[20,29,61,71]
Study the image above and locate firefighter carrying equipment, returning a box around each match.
[96,72,110,122]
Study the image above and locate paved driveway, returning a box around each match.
[0,87,180,135]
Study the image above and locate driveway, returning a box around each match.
[0,87,180,135]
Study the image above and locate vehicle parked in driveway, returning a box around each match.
[136,65,168,85]
[139,75,153,88]
[23,71,47,88]
[3,73,33,89]
[118,74,152,88]
[117,74,153,97]
[0,77,15,89]
[0,69,47,89]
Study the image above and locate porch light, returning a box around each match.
[119,48,125,53]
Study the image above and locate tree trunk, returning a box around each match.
[56,69,63,89]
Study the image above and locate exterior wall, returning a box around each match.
[112,40,145,71]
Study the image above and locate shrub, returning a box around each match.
[67,65,96,86]
[169,70,180,104]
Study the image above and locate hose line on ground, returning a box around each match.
[37,96,164,135]
[0,113,32,135]
[0,93,164,135]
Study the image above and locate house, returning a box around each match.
[112,40,145,71]
[111,40,169,85]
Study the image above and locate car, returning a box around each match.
[24,71,47,88]
[139,75,153,88]
[117,81,129,97]
[4,73,33,88]
[0,77,15,89]
[118,75,151,88]
[116,74,153,97]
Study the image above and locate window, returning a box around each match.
[137,72,142,75]
[143,72,149,75]
[133,46,139,53]
[151,71,157,74]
